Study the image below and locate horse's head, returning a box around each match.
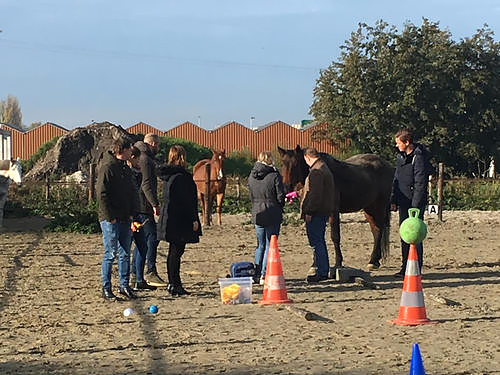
[0,158,22,184]
[211,149,226,181]
[278,145,308,192]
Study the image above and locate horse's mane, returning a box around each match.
[319,152,350,173]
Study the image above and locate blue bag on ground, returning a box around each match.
[229,261,255,278]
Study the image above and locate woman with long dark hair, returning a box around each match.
[157,145,202,296]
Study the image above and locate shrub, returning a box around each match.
[21,136,60,172]
[157,136,212,169]
[225,148,255,177]
[6,183,99,233]
[430,179,500,210]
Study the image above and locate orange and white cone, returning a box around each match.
[258,235,292,305]
[390,244,435,325]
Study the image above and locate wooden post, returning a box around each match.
[437,163,444,221]
[204,163,211,226]
[428,175,433,205]
[88,164,96,203]
[45,174,50,202]
[235,176,240,200]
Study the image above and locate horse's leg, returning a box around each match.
[207,194,213,225]
[330,211,342,267]
[199,193,206,225]
[364,199,390,270]
[364,210,382,269]
[216,192,224,225]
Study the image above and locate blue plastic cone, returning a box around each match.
[409,343,426,375]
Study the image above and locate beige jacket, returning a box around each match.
[300,158,336,217]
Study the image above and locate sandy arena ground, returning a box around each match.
[0,211,499,375]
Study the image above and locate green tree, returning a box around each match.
[157,136,212,170]
[310,19,500,176]
[0,94,23,127]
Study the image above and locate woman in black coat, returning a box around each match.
[157,145,202,296]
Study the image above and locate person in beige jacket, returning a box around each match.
[300,147,336,283]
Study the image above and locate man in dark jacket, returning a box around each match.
[391,129,431,277]
[97,138,138,301]
[301,147,336,283]
[248,151,286,284]
[132,133,166,287]
[127,146,156,291]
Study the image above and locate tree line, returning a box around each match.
[310,19,499,177]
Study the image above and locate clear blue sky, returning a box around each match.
[1,0,498,130]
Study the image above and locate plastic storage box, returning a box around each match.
[218,277,253,304]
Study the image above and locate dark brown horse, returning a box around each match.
[193,150,227,225]
[278,145,394,270]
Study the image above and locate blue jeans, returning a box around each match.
[305,215,329,277]
[131,214,159,275]
[254,223,281,277]
[100,220,132,289]
[131,225,148,283]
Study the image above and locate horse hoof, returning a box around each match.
[367,263,380,271]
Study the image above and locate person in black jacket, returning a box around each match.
[97,138,138,301]
[132,133,166,287]
[248,151,286,284]
[127,146,156,291]
[391,129,431,278]
[157,145,202,296]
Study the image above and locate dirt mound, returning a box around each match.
[24,122,137,180]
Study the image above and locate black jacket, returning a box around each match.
[97,151,138,222]
[156,164,202,244]
[135,141,160,216]
[391,143,430,208]
[248,162,286,226]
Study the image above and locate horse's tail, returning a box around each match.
[381,200,391,262]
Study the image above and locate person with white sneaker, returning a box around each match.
[131,133,167,287]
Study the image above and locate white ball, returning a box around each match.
[123,307,134,317]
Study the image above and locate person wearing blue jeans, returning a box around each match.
[131,213,159,278]
[100,220,133,292]
[248,151,286,284]
[300,147,336,283]
[132,134,166,287]
[254,222,281,282]
[97,138,138,301]
[127,148,156,291]
[305,215,330,278]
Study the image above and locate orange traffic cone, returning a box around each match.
[390,244,435,325]
[258,235,292,305]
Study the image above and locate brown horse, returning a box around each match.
[278,145,394,270]
[193,150,227,225]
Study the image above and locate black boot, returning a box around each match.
[119,285,137,300]
[102,287,117,301]
[133,281,157,291]
[168,284,190,296]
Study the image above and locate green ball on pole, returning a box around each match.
[400,208,427,244]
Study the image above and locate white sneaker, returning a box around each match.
[259,276,265,285]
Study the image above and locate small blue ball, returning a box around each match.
[149,305,158,314]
